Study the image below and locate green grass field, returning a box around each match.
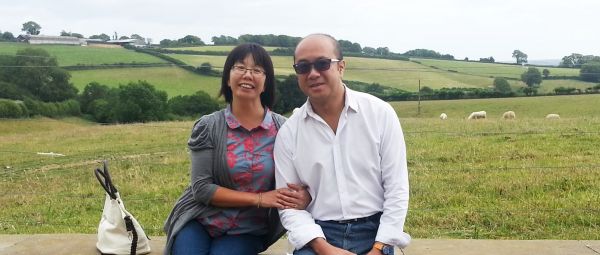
[1,95,599,239]
[390,94,600,119]
[168,54,598,93]
[413,58,580,79]
[0,42,167,66]
[69,67,222,98]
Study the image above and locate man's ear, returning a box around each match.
[338,60,346,75]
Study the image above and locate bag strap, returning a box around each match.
[124,215,138,255]
[94,160,118,199]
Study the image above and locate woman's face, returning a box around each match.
[228,54,266,103]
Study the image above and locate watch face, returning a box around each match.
[382,245,394,255]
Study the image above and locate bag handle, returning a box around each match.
[94,160,118,199]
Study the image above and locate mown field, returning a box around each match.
[1,95,599,239]
[168,53,596,93]
[413,58,580,79]
[0,42,167,66]
[2,42,594,96]
[69,67,222,98]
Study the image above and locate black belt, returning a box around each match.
[327,212,382,224]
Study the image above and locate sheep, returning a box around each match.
[440,113,448,120]
[467,111,486,120]
[502,111,516,120]
[545,113,560,119]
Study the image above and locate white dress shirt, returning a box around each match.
[274,87,410,250]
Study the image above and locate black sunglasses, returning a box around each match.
[293,58,341,74]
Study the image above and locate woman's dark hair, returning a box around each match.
[220,43,276,108]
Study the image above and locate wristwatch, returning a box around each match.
[373,242,394,255]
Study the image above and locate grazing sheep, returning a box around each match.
[440,113,448,120]
[467,111,487,120]
[545,113,560,119]
[502,111,516,119]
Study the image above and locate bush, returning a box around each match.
[493,77,512,94]
[0,99,27,118]
[580,62,600,82]
[0,81,33,100]
[89,99,112,123]
[168,91,220,117]
[111,81,169,123]
[23,98,80,118]
[79,82,113,113]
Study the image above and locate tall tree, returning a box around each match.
[1,31,15,41]
[89,33,110,41]
[3,48,77,102]
[493,77,512,94]
[21,21,41,35]
[542,69,550,78]
[178,35,204,45]
[580,62,600,82]
[273,75,306,114]
[521,67,542,87]
[512,50,528,65]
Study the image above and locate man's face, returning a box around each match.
[293,36,345,104]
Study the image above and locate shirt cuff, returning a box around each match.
[288,223,326,250]
[376,224,411,248]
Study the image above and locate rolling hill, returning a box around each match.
[1,42,596,97]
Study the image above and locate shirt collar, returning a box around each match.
[303,84,358,119]
[225,104,273,130]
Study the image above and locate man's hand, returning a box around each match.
[365,248,383,255]
[310,238,356,255]
[278,183,312,209]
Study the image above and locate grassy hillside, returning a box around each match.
[0,42,167,66]
[390,94,600,119]
[1,95,599,239]
[168,53,597,93]
[1,42,595,97]
[413,58,580,79]
[69,66,221,98]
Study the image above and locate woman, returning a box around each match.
[164,43,309,255]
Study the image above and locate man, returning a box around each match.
[274,33,410,255]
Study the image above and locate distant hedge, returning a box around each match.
[0,98,80,119]
[24,99,81,118]
[0,99,28,118]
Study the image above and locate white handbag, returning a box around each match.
[95,161,151,255]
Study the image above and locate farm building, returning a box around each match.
[105,38,146,47]
[17,35,86,46]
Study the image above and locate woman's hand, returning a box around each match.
[258,189,286,209]
[277,183,312,210]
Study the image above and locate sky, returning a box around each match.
[1,0,599,61]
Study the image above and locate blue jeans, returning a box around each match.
[294,212,391,255]
[172,220,265,255]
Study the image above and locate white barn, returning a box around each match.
[17,35,86,46]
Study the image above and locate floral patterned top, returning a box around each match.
[198,105,278,237]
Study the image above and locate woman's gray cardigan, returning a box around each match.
[163,109,287,254]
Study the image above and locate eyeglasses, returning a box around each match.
[293,58,341,75]
[231,65,266,76]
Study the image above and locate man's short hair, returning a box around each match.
[294,33,343,61]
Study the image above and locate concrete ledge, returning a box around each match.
[1,234,599,255]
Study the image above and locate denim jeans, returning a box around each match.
[294,212,391,255]
[172,220,265,255]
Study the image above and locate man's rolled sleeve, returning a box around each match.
[279,209,325,249]
[375,104,411,248]
[274,121,325,250]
